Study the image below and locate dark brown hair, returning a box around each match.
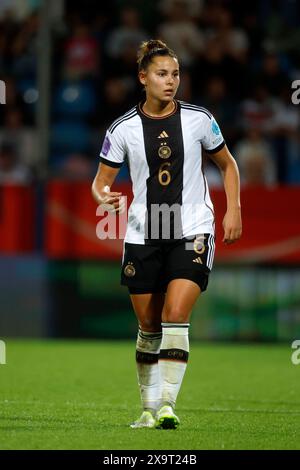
[137,39,178,71]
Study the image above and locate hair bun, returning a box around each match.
[137,39,177,70]
[145,39,167,53]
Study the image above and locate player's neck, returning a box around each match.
[142,99,175,117]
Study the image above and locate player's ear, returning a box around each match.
[139,70,147,86]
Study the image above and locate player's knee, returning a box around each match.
[139,318,162,332]
[162,305,187,324]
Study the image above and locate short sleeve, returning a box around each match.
[99,126,125,168]
[201,114,225,154]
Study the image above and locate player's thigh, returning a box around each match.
[130,292,165,332]
[161,233,215,323]
[162,278,201,323]
[121,242,163,291]
[164,234,214,292]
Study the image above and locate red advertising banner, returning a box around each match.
[213,187,300,264]
[45,182,300,264]
[1,183,299,262]
[0,185,35,253]
[45,181,130,260]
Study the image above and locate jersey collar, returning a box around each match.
[137,100,179,120]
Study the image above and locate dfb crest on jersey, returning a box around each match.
[158,144,172,159]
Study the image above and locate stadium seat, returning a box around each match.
[53,80,96,117]
[51,120,91,153]
[16,78,39,107]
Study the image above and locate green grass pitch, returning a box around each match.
[0,340,299,450]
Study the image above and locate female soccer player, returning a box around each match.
[92,39,242,429]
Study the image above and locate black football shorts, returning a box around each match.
[121,233,215,294]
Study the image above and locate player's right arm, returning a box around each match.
[91,162,123,213]
[92,123,126,213]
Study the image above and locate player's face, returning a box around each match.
[140,56,180,103]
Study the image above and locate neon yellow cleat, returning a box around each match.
[130,411,156,429]
[156,405,180,429]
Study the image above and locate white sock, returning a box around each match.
[136,328,162,413]
[158,322,190,409]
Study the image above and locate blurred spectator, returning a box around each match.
[206,8,249,63]
[192,36,248,99]
[270,86,300,183]
[105,7,147,61]
[255,53,289,97]
[241,12,264,61]
[262,4,300,57]
[0,14,19,73]
[1,0,299,186]
[104,6,147,100]
[234,128,277,187]
[10,12,39,78]
[53,153,94,180]
[0,0,12,18]
[271,87,300,140]
[159,0,203,21]
[97,76,137,127]
[0,143,32,184]
[105,44,142,101]
[240,85,276,134]
[195,76,237,145]
[176,69,193,102]
[0,107,38,170]
[63,22,99,79]
[157,0,204,68]
[0,0,41,21]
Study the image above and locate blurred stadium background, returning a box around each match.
[0,0,300,343]
[1,0,300,452]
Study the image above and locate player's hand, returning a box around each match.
[98,186,125,214]
[222,207,242,244]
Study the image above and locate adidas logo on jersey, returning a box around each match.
[193,257,203,264]
[158,131,169,138]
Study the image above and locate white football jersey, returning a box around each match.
[99,100,225,244]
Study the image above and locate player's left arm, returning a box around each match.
[208,144,242,244]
